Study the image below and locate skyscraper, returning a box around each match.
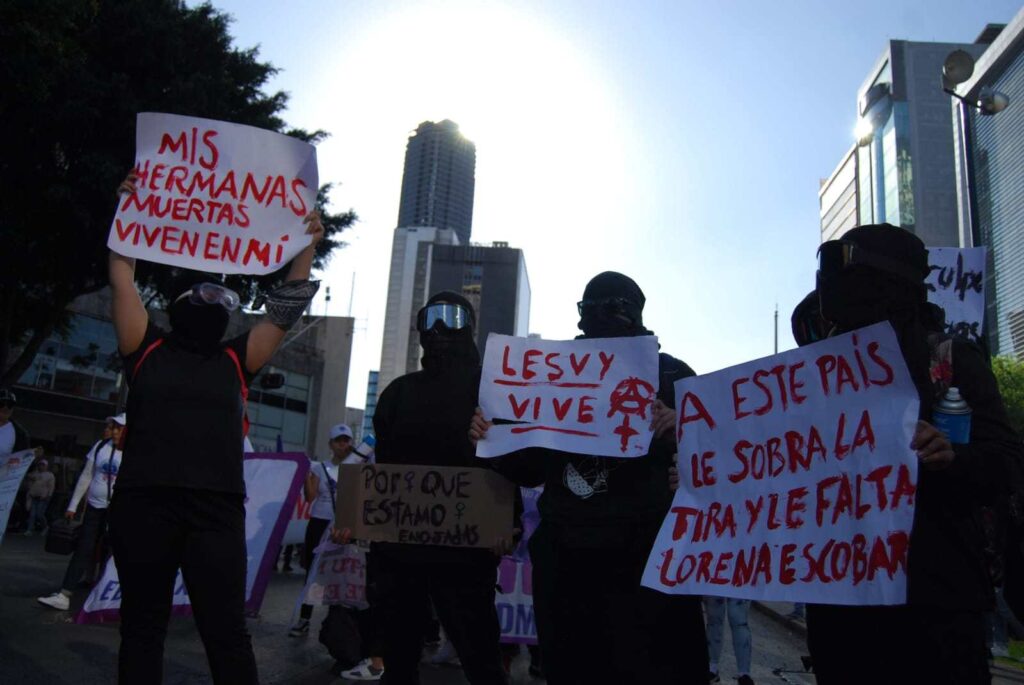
[819,37,992,246]
[378,121,530,399]
[397,120,477,245]
[427,242,531,356]
[951,17,1024,358]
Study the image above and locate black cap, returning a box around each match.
[0,388,16,405]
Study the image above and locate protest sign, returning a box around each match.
[294,538,369,615]
[497,557,537,644]
[335,463,514,548]
[477,334,661,458]
[0,450,36,546]
[107,112,318,275]
[77,452,308,623]
[926,247,986,342]
[642,322,919,606]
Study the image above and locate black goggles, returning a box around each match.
[174,282,241,311]
[576,296,635,317]
[417,302,474,332]
[0,402,13,410]
[816,240,923,284]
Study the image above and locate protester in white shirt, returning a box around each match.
[38,414,126,611]
[289,423,353,636]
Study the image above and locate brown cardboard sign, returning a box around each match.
[335,463,515,548]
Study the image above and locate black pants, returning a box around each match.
[529,520,709,685]
[299,517,330,620]
[371,550,507,685]
[61,504,108,591]
[108,487,257,685]
[806,603,991,685]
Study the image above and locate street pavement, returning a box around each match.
[3,532,1023,684]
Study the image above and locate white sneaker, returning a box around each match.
[38,592,70,611]
[288,618,310,637]
[340,659,384,681]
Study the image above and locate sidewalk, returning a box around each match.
[753,600,807,637]
[0,532,340,684]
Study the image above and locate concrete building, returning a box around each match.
[397,120,477,246]
[427,242,531,356]
[820,37,991,245]
[952,16,1024,359]
[377,226,460,396]
[13,288,354,462]
[362,370,378,439]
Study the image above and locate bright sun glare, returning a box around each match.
[320,2,633,242]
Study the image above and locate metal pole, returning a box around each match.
[774,304,779,354]
[959,100,981,248]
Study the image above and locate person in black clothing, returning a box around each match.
[806,224,1024,685]
[366,290,508,685]
[106,173,323,684]
[471,272,710,685]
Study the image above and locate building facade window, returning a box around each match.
[19,314,121,403]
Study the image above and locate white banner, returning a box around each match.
[294,538,369,613]
[108,112,318,275]
[497,557,537,644]
[642,323,919,606]
[0,450,36,546]
[78,453,308,622]
[926,247,986,342]
[477,334,660,458]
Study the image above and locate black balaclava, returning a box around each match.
[816,223,933,413]
[164,270,230,351]
[817,224,930,332]
[419,291,480,371]
[577,271,651,339]
[168,293,230,351]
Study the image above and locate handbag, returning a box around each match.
[45,517,82,555]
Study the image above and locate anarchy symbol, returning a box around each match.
[607,376,657,452]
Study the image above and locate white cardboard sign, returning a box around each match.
[107,112,318,274]
[477,334,661,458]
[642,322,920,606]
[926,247,986,342]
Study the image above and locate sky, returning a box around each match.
[198,0,1023,410]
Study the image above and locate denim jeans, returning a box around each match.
[26,496,49,532]
[705,596,752,675]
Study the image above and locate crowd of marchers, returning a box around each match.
[6,199,1023,685]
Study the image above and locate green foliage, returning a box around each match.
[0,0,355,384]
[992,356,1024,436]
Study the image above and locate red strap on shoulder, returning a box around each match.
[223,347,251,437]
[132,338,165,381]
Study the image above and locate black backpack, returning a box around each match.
[318,605,362,670]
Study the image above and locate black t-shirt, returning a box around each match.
[117,322,252,494]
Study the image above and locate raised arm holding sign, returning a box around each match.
[102,113,324,684]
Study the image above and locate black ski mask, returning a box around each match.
[816,224,929,332]
[576,272,649,339]
[418,291,480,370]
[169,292,230,351]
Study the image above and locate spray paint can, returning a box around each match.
[932,387,972,443]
